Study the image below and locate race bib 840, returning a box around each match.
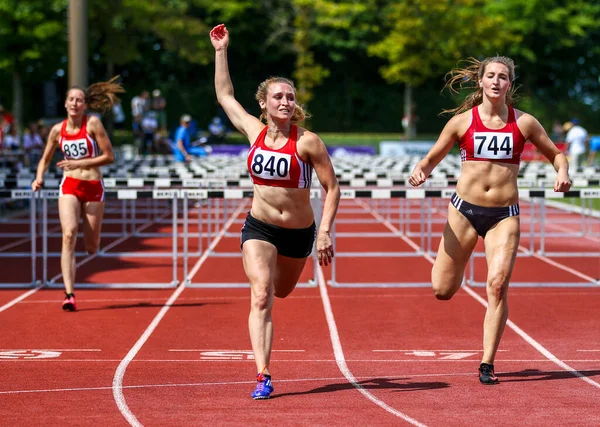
[250,149,291,180]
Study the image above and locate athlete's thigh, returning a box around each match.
[81,201,105,240]
[273,255,308,298]
[58,195,82,233]
[432,205,479,289]
[242,239,279,289]
[483,216,520,282]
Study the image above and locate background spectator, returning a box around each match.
[563,119,588,172]
[207,116,227,143]
[131,90,150,151]
[3,123,20,151]
[0,105,14,133]
[23,121,44,167]
[173,114,207,162]
[140,109,159,154]
[112,100,126,130]
[152,89,168,135]
[587,135,600,166]
[551,120,565,142]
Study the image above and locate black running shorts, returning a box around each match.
[241,212,316,258]
[450,193,519,237]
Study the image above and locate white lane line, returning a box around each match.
[524,249,597,283]
[0,349,100,352]
[112,200,246,427]
[3,358,600,363]
[50,211,171,284]
[17,289,598,306]
[355,199,424,253]
[0,212,172,314]
[373,349,509,352]
[112,284,186,427]
[362,201,600,390]
[543,222,600,244]
[0,225,61,252]
[185,200,247,279]
[0,372,478,396]
[316,263,428,426]
[168,349,304,352]
[0,285,44,313]
[433,205,597,284]
[461,284,600,390]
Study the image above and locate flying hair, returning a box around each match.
[441,57,519,116]
[67,76,125,115]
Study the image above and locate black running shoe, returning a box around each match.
[479,363,499,385]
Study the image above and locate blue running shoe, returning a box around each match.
[251,372,274,399]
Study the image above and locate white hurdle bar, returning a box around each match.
[0,187,598,288]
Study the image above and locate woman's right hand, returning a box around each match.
[31,179,43,192]
[408,165,427,187]
[209,24,229,50]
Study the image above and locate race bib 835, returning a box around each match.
[61,138,90,160]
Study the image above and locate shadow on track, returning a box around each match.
[272,377,449,399]
[74,301,228,311]
[499,368,600,383]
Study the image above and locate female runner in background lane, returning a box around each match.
[32,77,123,311]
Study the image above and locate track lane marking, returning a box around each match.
[316,263,428,426]
[112,200,247,427]
[3,358,600,363]
[0,372,478,395]
[0,211,172,314]
[357,200,600,390]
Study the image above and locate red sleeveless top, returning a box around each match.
[247,125,313,188]
[59,115,100,160]
[459,106,526,165]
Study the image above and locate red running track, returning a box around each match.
[1,285,599,425]
[0,199,599,425]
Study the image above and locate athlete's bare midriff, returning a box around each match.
[251,185,314,228]
[63,166,103,181]
[456,161,519,207]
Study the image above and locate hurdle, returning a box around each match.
[327,188,600,288]
[0,186,597,289]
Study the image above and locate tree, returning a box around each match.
[0,0,68,126]
[368,0,519,138]
[486,0,600,124]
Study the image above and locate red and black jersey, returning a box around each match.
[459,106,526,165]
[247,125,313,189]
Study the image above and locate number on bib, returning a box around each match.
[473,132,513,159]
[250,149,291,180]
[62,139,89,159]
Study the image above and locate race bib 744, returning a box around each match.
[473,132,513,159]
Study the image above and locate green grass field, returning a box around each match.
[557,196,600,210]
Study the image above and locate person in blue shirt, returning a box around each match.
[174,114,207,162]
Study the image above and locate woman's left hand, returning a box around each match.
[316,230,334,266]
